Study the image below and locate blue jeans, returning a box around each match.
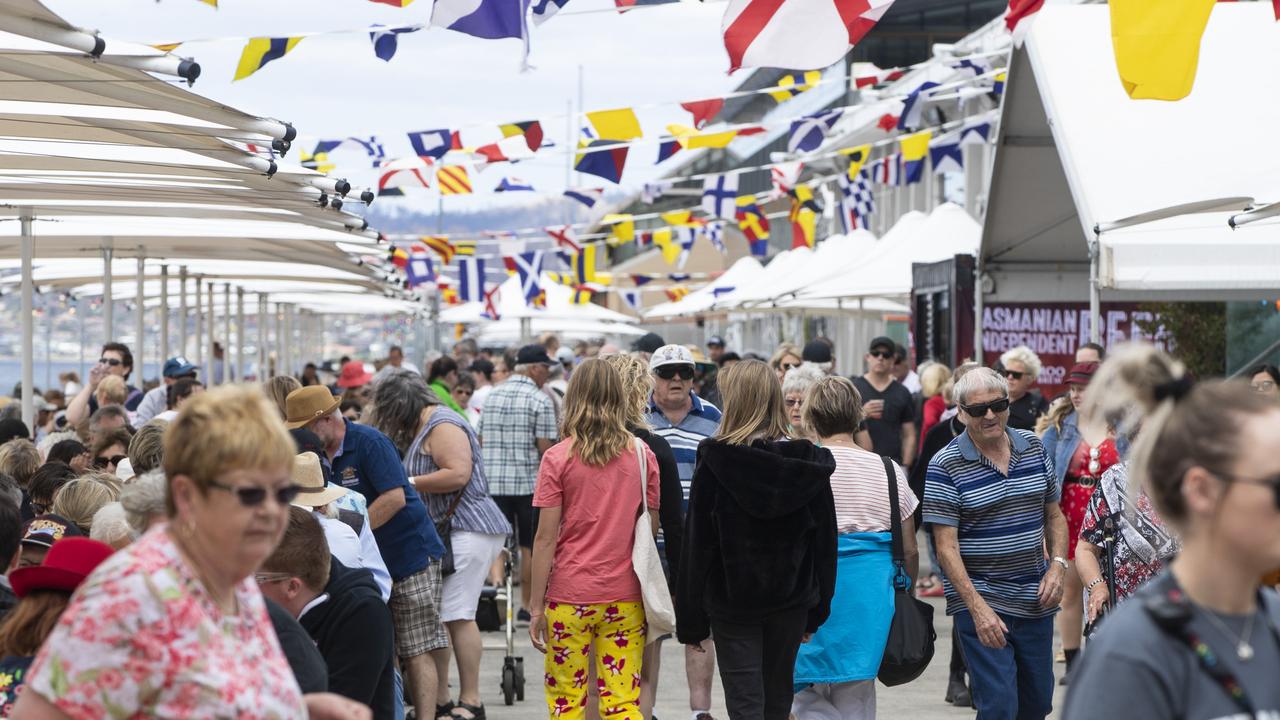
[954,610,1054,720]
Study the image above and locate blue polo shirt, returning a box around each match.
[645,391,721,505]
[331,420,443,581]
[923,427,1060,619]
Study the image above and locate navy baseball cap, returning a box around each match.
[162,356,199,378]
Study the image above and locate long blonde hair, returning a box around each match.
[602,353,652,430]
[1036,394,1075,436]
[714,360,790,445]
[561,358,633,466]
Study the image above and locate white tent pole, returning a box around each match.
[44,298,52,392]
[1088,238,1101,344]
[160,265,170,361]
[0,11,198,82]
[223,284,232,383]
[206,283,216,385]
[273,304,283,379]
[101,243,113,346]
[135,253,145,380]
[178,266,188,357]
[236,287,246,382]
[20,208,34,431]
[77,296,85,380]
[282,304,293,378]
[258,294,268,380]
[194,278,204,370]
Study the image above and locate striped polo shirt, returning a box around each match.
[923,427,1061,619]
[645,391,721,506]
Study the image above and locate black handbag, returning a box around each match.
[877,456,937,687]
[435,491,466,577]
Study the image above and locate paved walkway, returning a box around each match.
[466,597,1067,719]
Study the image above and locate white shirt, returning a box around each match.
[900,370,922,394]
[315,513,391,602]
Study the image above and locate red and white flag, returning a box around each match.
[545,225,581,253]
[722,0,897,72]
[1005,0,1044,47]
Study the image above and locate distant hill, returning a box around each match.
[367,197,606,236]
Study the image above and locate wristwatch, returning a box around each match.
[1052,556,1069,571]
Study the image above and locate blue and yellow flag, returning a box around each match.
[899,131,932,185]
[234,37,303,81]
[572,245,597,285]
[570,286,594,305]
[768,70,822,103]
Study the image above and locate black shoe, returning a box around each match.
[517,608,531,623]
[945,676,972,707]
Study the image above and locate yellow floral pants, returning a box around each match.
[543,600,646,719]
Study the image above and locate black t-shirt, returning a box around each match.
[851,376,914,463]
[1007,391,1049,431]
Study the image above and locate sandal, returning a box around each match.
[435,702,456,720]
[451,702,486,720]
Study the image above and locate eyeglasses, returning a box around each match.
[253,572,293,585]
[1004,370,1025,381]
[869,350,894,360]
[1252,381,1277,393]
[959,397,1011,417]
[98,357,123,367]
[780,362,800,372]
[1219,472,1280,511]
[93,454,127,469]
[784,398,803,408]
[654,365,695,381]
[208,480,303,508]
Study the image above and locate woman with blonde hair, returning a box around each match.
[263,375,302,421]
[918,362,952,446]
[771,343,804,383]
[676,359,837,718]
[528,358,660,719]
[1064,345,1280,718]
[50,474,120,534]
[13,384,369,719]
[95,375,127,409]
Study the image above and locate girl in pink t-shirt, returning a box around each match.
[529,359,659,719]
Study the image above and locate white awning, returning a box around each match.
[440,272,638,324]
[644,256,765,319]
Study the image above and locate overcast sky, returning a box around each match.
[46,0,743,213]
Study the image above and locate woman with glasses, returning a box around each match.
[770,343,804,383]
[90,427,132,478]
[12,385,370,720]
[782,364,829,439]
[1063,344,1280,719]
[1249,364,1280,399]
[1040,362,1121,683]
[1000,346,1049,432]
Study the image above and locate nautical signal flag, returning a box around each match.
[680,98,725,129]
[1006,0,1045,46]
[657,139,681,163]
[620,289,644,312]
[840,144,871,179]
[652,228,682,266]
[1109,0,1215,101]
[570,286,594,305]
[574,140,629,184]
[789,183,822,216]
[665,286,690,303]
[436,165,472,195]
[770,161,803,196]
[513,251,545,307]
[369,25,420,62]
[721,0,899,72]
[666,123,765,150]
[389,247,410,268]
[702,174,739,219]
[370,0,416,5]
[959,121,991,146]
[603,214,635,244]
[735,197,771,256]
[422,235,456,265]
[587,108,643,141]
[993,71,1007,96]
[836,171,875,234]
[458,258,485,303]
[379,158,434,193]
[767,70,822,103]
[454,240,477,257]
[899,130,931,184]
[660,210,704,228]
[791,207,817,249]
[898,82,940,131]
[545,225,581,253]
[531,0,571,24]
[234,37,303,81]
[929,139,964,175]
[564,187,604,208]
[787,108,842,154]
[432,0,525,40]
[495,177,534,192]
[498,120,544,152]
[869,153,901,186]
[408,129,453,160]
[482,284,502,321]
[406,253,435,289]
[473,135,535,165]
[572,245,598,285]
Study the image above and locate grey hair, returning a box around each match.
[782,363,829,397]
[954,367,1009,406]
[364,368,440,455]
[120,469,167,537]
[999,346,1043,380]
[88,404,129,429]
[90,502,135,545]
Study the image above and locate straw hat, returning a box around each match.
[284,386,340,430]
[290,452,346,508]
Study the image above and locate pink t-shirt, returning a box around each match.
[828,446,919,534]
[533,438,660,605]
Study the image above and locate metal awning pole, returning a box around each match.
[135,254,145,381]
[236,287,245,382]
[258,294,268,380]
[223,284,232,383]
[101,243,113,347]
[19,209,34,431]
[1088,238,1101,344]
[179,266,188,357]
[160,265,169,361]
[207,283,216,385]
[194,278,203,369]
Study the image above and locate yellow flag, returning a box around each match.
[1109,0,1215,100]
[652,228,681,265]
[899,131,932,163]
[234,37,303,81]
[152,42,183,53]
[840,144,871,179]
[767,70,822,103]
[588,108,643,140]
[665,124,741,150]
[603,213,635,244]
[660,210,702,227]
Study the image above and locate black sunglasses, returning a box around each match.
[94,454,128,469]
[208,480,303,508]
[869,350,894,360]
[654,365,695,381]
[1004,370,1025,381]
[1220,473,1280,511]
[960,397,1011,417]
[98,357,123,367]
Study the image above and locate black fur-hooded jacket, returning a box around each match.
[675,437,837,646]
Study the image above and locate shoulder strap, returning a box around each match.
[634,437,649,516]
[883,456,904,566]
[442,489,466,521]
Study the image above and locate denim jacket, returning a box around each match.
[1040,411,1130,495]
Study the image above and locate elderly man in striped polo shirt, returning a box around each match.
[645,343,722,720]
[924,367,1068,720]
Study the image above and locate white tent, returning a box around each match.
[644,256,765,319]
[472,319,645,344]
[439,272,638,325]
[981,2,1280,326]
[728,230,880,308]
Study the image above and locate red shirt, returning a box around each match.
[534,439,660,604]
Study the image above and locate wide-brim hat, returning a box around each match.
[284,386,341,430]
[10,537,114,598]
[289,452,346,507]
[336,360,374,389]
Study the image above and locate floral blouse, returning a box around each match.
[0,655,33,717]
[1079,463,1180,602]
[25,526,305,719]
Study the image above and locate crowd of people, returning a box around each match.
[0,330,1275,720]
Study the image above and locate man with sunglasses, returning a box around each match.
[997,346,1050,432]
[644,343,723,720]
[64,342,145,428]
[851,337,917,468]
[923,367,1068,720]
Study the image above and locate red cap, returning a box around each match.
[1068,362,1100,386]
[9,537,114,598]
[336,360,373,389]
